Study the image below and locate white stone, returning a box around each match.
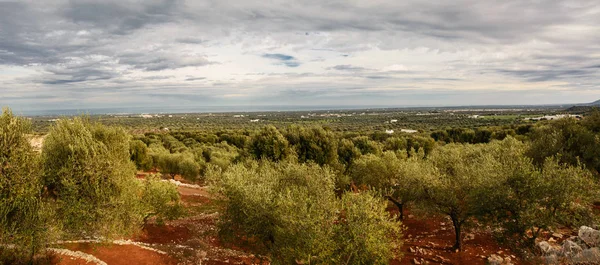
[562,240,583,257]
[579,226,600,247]
[487,254,503,265]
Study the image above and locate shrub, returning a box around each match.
[248,126,291,162]
[141,175,185,225]
[211,161,402,264]
[0,108,51,263]
[41,117,181,239]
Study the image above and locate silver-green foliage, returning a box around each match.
[349,150,430,220]
[0,108,52,261]
[482,138,597,247]
[248,126,292,162]
[335,192,402,265]
[42,117,181,239]
[141,175,185,225]
[210,161,401,264]
[424,137,598,250]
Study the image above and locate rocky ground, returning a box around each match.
[393,212,521,265]
[536,226,600,264]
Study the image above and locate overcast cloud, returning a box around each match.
[1,0,599,111]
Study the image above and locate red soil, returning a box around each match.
[390,208,522,265]
[57,243,177,265]
[50,254,96,265]
[53,176,529,265]
[136,224,193,245]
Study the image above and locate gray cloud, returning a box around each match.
[1,0,599,111]
[496,69,598,83]
[185,76,206,81]
[262,53,301,67]
[63,0,181,34]
[329,65,369,72]
[118,51,212,71]
[176,37,205,44]
[144,75,174,80]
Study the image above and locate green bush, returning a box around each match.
[334,192,402,264]
[41,117,182,239]
[211,161,402,264]
[349,151,429,220]
[141,175,185,225]
[248,126,292,162]
[0,108,52,263]
[130,139,153,171]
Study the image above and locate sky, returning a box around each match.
[1,0,599,112]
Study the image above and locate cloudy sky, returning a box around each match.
[1,0,599,112]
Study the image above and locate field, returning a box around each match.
[2,106,599,265]
[28,107,562,134]
[50,176,528,265]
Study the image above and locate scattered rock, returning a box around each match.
[464,233,475,241]
[487,254,504,265]
[572,247,600,264]
[409,247,416,253]
[543,254,559,265]
[413,258,421,264]
[579,226,600,247]
[536,226,600,264]
[562,240,583,257]
[538,241,561,256]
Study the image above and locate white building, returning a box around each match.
[525,114,582,121]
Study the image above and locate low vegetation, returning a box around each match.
[2,106,600,264]
[0,109,183,264]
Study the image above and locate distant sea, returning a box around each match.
[12,103,572,116]
[15,105,399,116]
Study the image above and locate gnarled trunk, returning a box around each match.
[450,212,462,251]
[386,196,404,220]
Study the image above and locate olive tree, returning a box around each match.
[130,139,152,171]
[352,136,382,156]
[155,153,200,181]
[285,126,338,167]
[337,139,360,170]
[424,142,501,251]
[140,175,185,225]
[42,117,181,238]
[334,192,402,264]
[527,118,600,175]
[482,138,598,248]
[350,151,430,220]
[248,126,292,162]
[424,137,598,251]
[210,161,402,264]
[0,108,50,263]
